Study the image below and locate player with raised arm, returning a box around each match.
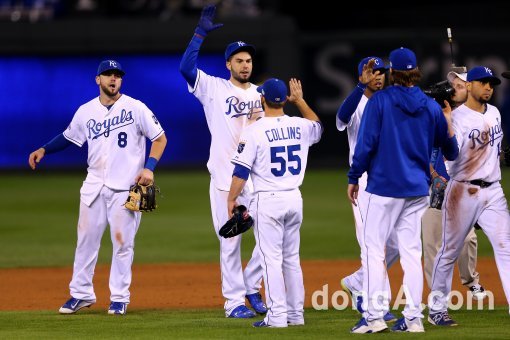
[429,66,510,326]
[228,78,323,327]
[179,4,265,318]
[28,60,167,315]
[336,56,397,322]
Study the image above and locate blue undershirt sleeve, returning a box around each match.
[179,34,204,88]
[337,83,367,124]
[232,164,250,180]
[42,133,73,155]
[430,147,439,166]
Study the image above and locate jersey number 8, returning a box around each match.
[118,132,128,148]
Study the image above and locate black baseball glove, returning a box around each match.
[219,205,254,238]
[124,183,159,212]
[430,177,447,209]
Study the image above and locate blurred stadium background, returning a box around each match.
[2,0,510,170]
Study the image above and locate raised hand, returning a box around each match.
[195,4,224,37]
[287,78,303,104]
[360,59,380,85]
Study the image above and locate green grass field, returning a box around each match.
[1,168,505,268]
[1,308,509,339]
[1,168,510,338]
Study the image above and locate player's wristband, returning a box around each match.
[144,157,158,172]
[194,27,207,39]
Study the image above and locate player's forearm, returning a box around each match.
[441,135,459,161]
[179,35,203,87]
[228,176,247,203]
[430,147,440,166]
[294,98,320,122]
[148,134,167,161]
[447,123,455,138]
[42,133,73,154]
[337,84,365,124]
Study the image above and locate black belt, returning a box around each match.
[469,179,494,188]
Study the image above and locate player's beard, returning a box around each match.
[478,92,492,104]
[101,83,120,97]
[232,70,251,84]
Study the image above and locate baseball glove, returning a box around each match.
[430,177,447,209]
[219,205,254,238]
[124,183,159,212]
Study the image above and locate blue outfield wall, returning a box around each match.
[0,55,230,168]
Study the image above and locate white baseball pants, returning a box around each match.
[361,194,427,321]
[69,185,141,303]
[430,181,510,312]
[252,189,304,327]
[209,181,263,315]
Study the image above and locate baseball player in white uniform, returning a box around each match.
[180,4,265,318]
[422,70,486,299]
[228,78,323,327]
[429,66,510,326]
[28,60,167,315]
[336,57,398,322]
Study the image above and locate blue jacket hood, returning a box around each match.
[389,86,429,117]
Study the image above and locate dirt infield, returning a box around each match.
[0,258,505,311]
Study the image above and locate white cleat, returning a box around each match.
[351,317,387,333]
[391,317,425,332]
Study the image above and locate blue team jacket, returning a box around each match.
[348,85,458,198]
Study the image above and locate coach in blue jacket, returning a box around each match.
[347,47,459,334]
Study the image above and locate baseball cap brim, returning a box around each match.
[475,77,501,85]
[373,67,388,74]
[99,69,125,76]
[226,45,256,60]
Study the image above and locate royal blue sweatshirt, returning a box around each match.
[348,85,458,197]
[430,147,450,180]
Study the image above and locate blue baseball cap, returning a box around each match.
[389,47,417,71]
[358,56,387,76]
[97,59,125,76]
[225,41,256,61]
[257,78,288,103]
[467,66,501,85]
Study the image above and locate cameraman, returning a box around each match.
[422,70,487,300]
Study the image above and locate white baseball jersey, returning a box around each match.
[189,69,263,190]
[231,115,322,192]
[336,95,368,166]
[63,94,164,206]
[430,102,510,312]
[447,103,502,182]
